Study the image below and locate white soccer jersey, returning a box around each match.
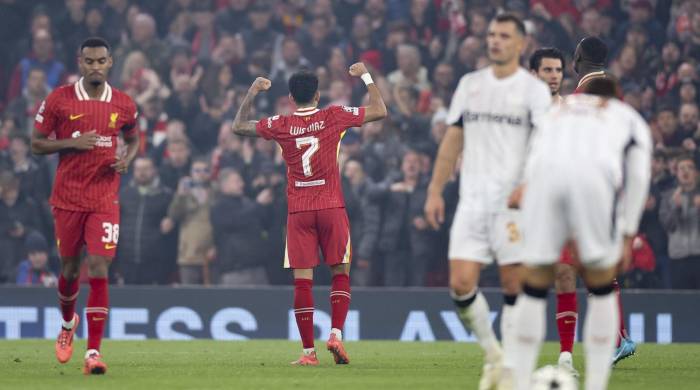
[446,66,551,211]
[525,94,652,237]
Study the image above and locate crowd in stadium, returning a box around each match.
[0,0,699,289]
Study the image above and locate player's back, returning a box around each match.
[528,94,650,186]
[256,105,365,213]
[447,66,551,210]
[35,79,137,212]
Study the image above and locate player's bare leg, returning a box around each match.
[554,262,579,377]
[327,263,351,364]
[83,255,110,375]
[612,278,636,365]
[291,268,319,366]
[56,256,81,363]
[449,260,502,390]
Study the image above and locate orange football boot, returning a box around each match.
[326,334,349,364]
[83,350,108,375]
[55,313,79,363]
[291,351,319,366]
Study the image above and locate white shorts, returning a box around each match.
[521,167,622,269]
[448,206,523,265]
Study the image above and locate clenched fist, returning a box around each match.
[349,62,369,77]
[250,77,271,94]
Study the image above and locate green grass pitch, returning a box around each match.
[2,340,699,389]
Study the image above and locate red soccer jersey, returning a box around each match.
[34,78,137,212]
[256,105,365,213]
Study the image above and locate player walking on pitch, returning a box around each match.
[231,63,387,365]
[424,14,551,389]
[31,37,140,375]
[508,77,651,390]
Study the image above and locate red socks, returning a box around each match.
[58,274,79,323]
[613,278,628,346]
[86,278,109,351]
[556,292,578,353]
[330,274,351,331]
[294,278,315,349]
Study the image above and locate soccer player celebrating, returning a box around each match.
[424,14,551,389]
[529,47,580,375]
[31,37,139,375]
[231,63,387,365]
[510,77,651,390]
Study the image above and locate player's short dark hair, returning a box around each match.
[288,69,318,105]
[80,37,111,54]
[529,47,566,71]
[582,77,619,98]
[578,36,608,65]
[493,13,526,36]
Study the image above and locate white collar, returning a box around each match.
[293,106,319,116]
[74,77,112,102]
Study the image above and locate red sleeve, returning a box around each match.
[329,105,366,130]
[34,93,59,136]
[122,98,138,137]
[255,114,283,140]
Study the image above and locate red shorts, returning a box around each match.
[52,205,120,258]
[284,208,351,269]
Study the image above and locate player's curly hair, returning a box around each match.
[288,69,318,105]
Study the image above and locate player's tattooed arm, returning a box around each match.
[348,62,387,123]
[31,128,99,155]
[232,77,271,137]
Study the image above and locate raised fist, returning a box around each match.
[349,62,369,77]
[250,77,271,93]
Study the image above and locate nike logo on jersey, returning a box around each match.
[69,114,85,120]
[104,244,117,250]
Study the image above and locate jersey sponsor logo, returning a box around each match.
[108,113,119,128]
[295,179,326,187]
[463,110,525,126]
[69,114,85,120]
[290,121,325,136]
[342,106,360,116]
[96,135,113,148]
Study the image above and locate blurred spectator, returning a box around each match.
[210,168,272,285]
[162,158,215,285]
[299,17,335,68]
[0,132,52,204]
[5,67,50,133]
[15,230,56,287]
[159,137,193,190]
[617,0,665,49]
[241,4,281,57]
[0,171,42,283]
[187,1,217,62]
[6,28,66,102]
[343,158,375,286]
[114,13,171,81]
[655,40,682,97]
[115,157,175,285]
[214,0,250,36]
[364,149,435,286]
[387,44,431,91]
[660,155,700,289]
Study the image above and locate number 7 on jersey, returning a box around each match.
[296,136,319,177]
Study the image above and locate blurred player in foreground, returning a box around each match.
[509,77,651,390]
[31,37,139,375]
[231,63,386,365]
[530,46,581,376]
[424,14,551,389]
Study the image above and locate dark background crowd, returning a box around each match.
[0,0,699,289]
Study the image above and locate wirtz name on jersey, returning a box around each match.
[290,121,325,136]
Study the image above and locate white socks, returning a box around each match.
[511,293,547,390]
[331,328,342,340]
[62,317,76,330]
[583,292,618,390]
[453,289,502,364]
[500,302,516,370]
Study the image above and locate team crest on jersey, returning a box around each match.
[108,112,119,128]
[342,106,359,116]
